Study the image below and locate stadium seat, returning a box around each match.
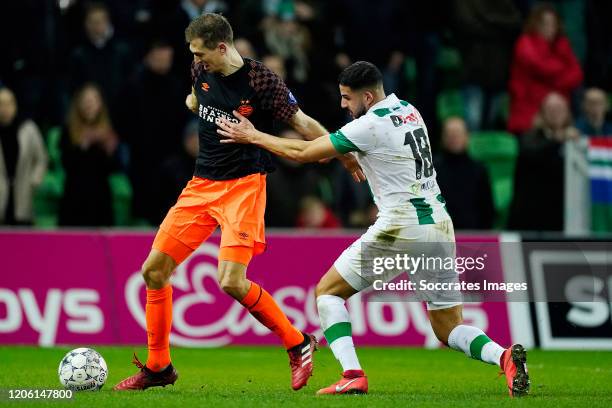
[436,46,462,89]
[497,92,510,124]
[403,57,417,83]
[33,127,65,228]
[33,171,64,228]
[468,131,518,228]
[437,89,464,122]
[436,46,461,72]
[558,0,586,62]
[46,126,63,172]
[110,173,133,226]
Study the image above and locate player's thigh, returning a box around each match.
[153,186,219,265]
[215,174,267,265]
[329,219,399,294]
[408,221,462,307]
[316,266,359,300]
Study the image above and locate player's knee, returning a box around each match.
[142,259,170,289]
[218,274,247,299]
[314,280,328,297]
[218,278,238,294]
[315,278,340,298]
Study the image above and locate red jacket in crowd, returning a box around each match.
[508,33,583,134]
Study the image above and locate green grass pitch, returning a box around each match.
[1,346,611,407]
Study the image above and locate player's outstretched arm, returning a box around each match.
[217,111,338,163]
[287,109,365,182]
[287,109,328,141]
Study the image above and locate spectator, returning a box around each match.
[155,0,229,87]
[0,87,47,225]
[332,0,408,70]
[345,202,378,229]
[332,0,443,135]
[116,40,187,225]
[287,1,345,130]
[575,87,612,136]
[449,0,522,130]
[584,0,612,91]
[68,2,133,115]
[234,37,257,60]
[332,161,374,228]
[59,84,118,227]
[158,120,199,220]
[262,54,287,80]
[434,117,495,229]
[262,16,311,84]
[508,92,579,231]
[0,1,56,124]
[507,3,583,135]
[296,196,340,229]
[265,128,325,227]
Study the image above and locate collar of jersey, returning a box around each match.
[367,93,400,113]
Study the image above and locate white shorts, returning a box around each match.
[334,218,462,310]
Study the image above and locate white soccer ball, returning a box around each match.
[58,348,108,391]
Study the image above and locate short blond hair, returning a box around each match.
[185,13,233,49]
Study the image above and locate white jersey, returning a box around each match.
[329,93,450,225]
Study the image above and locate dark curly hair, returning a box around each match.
[338,61,383,90]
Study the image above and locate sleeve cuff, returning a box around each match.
[329,130,360,154]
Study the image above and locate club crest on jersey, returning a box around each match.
[201,82,210,92]
[237,100,254,117]
[288,91,298,105]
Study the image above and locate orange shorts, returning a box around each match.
[152,173,267,265]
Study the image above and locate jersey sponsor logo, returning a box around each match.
[390,113,419,127]
[237,100,254,117]
[288,91,298,105]
[201,82,210,92]
[199,104,239,124]
[410,179,436,194]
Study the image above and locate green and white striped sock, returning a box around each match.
[317,295,362,371]
[448,325,504,366]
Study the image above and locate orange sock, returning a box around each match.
[241,282,304,349]
[145,285,173,372]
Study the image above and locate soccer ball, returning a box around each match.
[58,348,108,391]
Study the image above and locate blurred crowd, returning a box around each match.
[0,0,611,231]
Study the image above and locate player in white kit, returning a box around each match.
[217,61,529,397]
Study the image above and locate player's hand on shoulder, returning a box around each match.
[217,110,257,144]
